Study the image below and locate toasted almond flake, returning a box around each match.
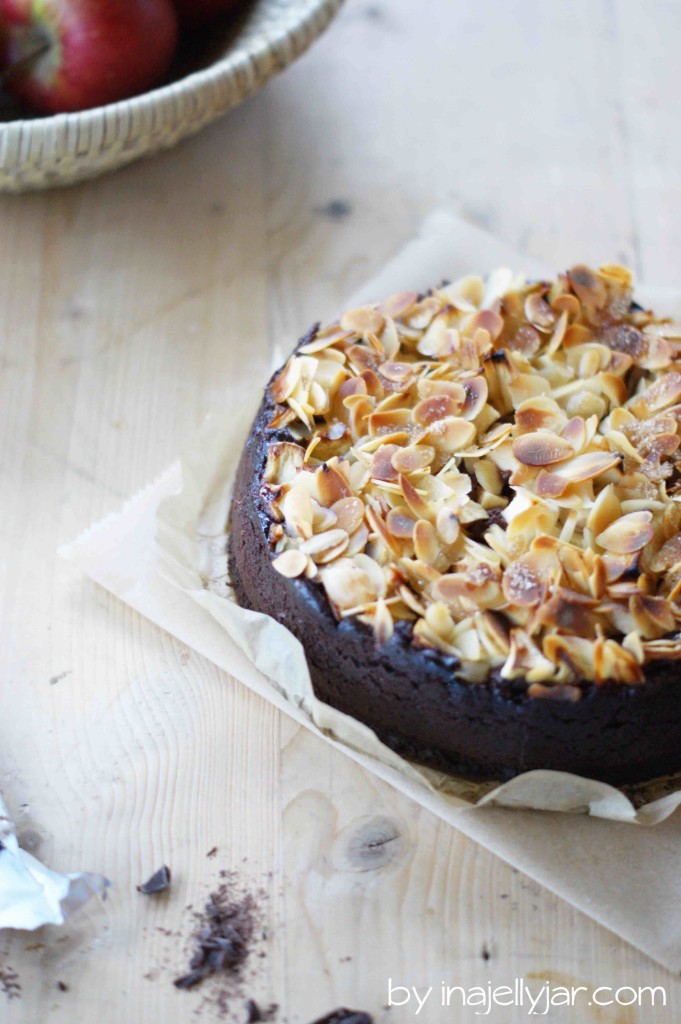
[527,683,582,701]
[391,444,435,474]
[272,549,309,578]
[371,444,401,483]
[435,507,461,545]
[502,556,545,607]
[461,375,489,419]
[553,451,623,483]
[413,519,439,563]
[568,264,608,315]
[386,507,418,539]
[512,431,575,467]
[650,533,681,573]
[340,306,385,337]
[379,361,415,384]
[413,394,461,425]
[331,496,365,534]
[316,464,351,506]
[264,441,306,484]
[399,472,433,520]
[418,416,477,453]
[439,275,485,312]
[525,291,556,330]
[378,290,419,320]
[595,511,655,554]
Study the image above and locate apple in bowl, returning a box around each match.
[0,0,179,114]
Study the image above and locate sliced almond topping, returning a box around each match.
[436,507,461,545]
[524,291,556,330]
[340,306,385,337]
[461,375,489,419]
[513,431,574,467]
[261,263,679,692]
[595,511,655,554]
[413,519,439,563]
[316,464,351,506]
[272,549,309,579]
[650,533,681,573]
[391,444,435,474]
[299,528,349,563]
[418,416,477,453]
[264,441,306,484]
[386,507,418,540]
[378,361,415,384]
[331,496,365,535]
[412,394,461,426]
[399,472,433,520]
[371,444,401,483]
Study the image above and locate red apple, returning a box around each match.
[172,0,244,30]
[0,0,179,114]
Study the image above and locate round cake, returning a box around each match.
[229,264,681,784]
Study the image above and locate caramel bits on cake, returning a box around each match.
[262,264,681,696]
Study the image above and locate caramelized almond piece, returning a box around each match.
[461,375,488,419]
[386,507,417,539]
[412,394,460,426]
[502,558,543,607]
[299,528,349,563]
[331,496,365,534]
[264,442,306,484]
[650,533,681,573]
[379,361,415,384]
[272,549,309,578]
[391,444,435,474]
[436,507,460,545]
[419,417,477,453]
[512,431,574,466]
[525,291,555,330]
[340,306,385,336]
[316,464,350,506]
[596,511,655,554]
[378,290,419,319]
[399,472,433,520]
[413,519,439,563]
[372,444,401,482]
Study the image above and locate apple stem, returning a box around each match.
[1,40,51,86]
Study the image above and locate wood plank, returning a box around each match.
[1,0,681,1021]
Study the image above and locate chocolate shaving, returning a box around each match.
[137,865,171,895]
[245,998,278,1022]
[174,878,258,994]
[0,964,20,1000]
[309,1011,373,1024]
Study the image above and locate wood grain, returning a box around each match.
[1,2,681,1021]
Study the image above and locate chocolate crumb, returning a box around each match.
[245,999,278,1022]
[206,847,218,858]
[481,943,491,961]
[174,875,260,997]
[56,981,69,993]
[138,865,172,895]
[0,964,20,1000]
[310,1011,373,1024]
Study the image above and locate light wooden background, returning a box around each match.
[2,1,681,1021]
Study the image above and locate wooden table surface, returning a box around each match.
[2,1,681,1021]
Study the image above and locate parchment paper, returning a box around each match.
[60,212,681,971]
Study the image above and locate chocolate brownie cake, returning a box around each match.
[229,264,681,783]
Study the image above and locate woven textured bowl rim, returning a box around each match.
[0,0,344,190]
[0,0,342,131]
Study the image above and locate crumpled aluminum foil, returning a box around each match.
[0,795,110,930]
